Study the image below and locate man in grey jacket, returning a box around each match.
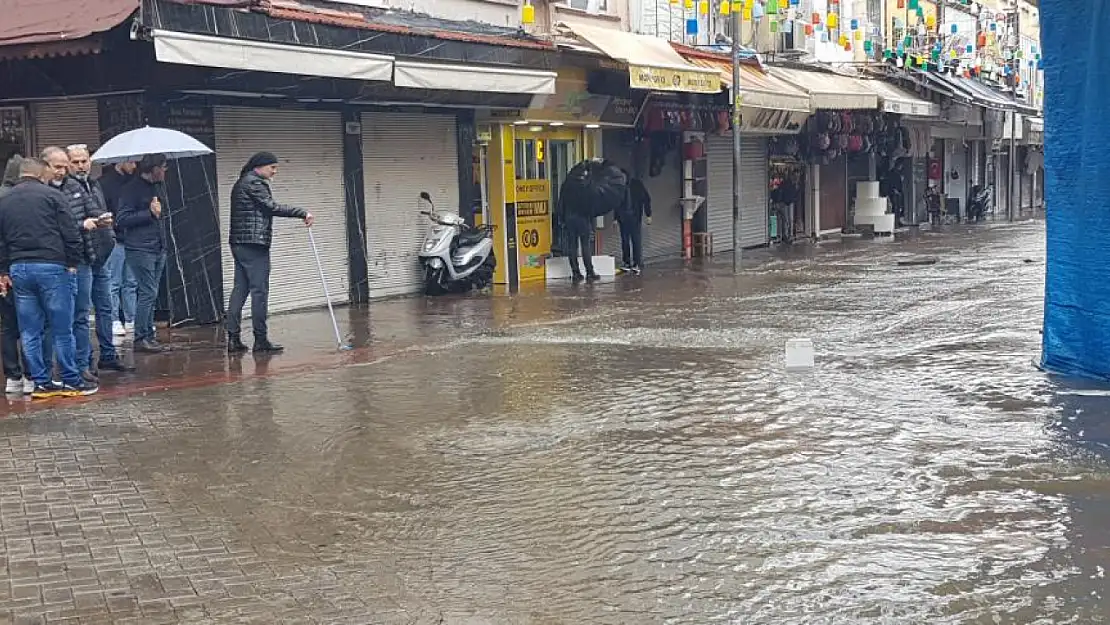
[0,155,32,394]
[225,152,314,354]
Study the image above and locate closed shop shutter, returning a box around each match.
[31,99,101,156]
[707,135,768,250]
[639,157,683,262]
[214,106,348,317]
[820,154,848,232]
[362,112,459,297]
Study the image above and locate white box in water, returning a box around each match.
[785,338,815,370]
[546,255,617,281]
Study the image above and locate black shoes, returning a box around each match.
[252,335,284,354]
[134,339,163,353]
[227,333,249,354]
[98,359,135,373]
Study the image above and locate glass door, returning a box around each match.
[548,140,577,256]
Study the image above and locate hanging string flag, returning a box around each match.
[720,0,730,15]
[850,18,859,30]
[687,17,698,33]
[699,0,709,15]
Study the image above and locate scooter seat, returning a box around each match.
[456,229,486,248]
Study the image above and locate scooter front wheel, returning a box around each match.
[423,265,446,296]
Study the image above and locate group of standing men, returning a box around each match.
[0,146,172,399]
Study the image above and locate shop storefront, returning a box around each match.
[674,50,812,251]
[479,64,643,286]
[771,67,881,235]
[476,27,718,286]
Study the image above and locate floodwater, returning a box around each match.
[3,221,1109,624]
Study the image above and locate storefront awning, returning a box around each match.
[770,67,879,111]
[682,55,810,112]
[153,29,394,82]
[394,60,555,95]
[561,23,720,94]
[1028,116,1045,133]
[0,0,137,60]
[860,80,940,117]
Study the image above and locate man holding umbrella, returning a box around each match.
[116,154,169,353]
[225,152,314,354]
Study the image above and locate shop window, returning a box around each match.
[564,0,608,12]
[514,138,547,180]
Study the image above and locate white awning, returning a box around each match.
[562,23,720,94]
[860,80,940,117]
[153,30,394,82]
[393,60,556,95]
[770,67,880,111]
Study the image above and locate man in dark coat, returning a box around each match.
[0,155,31,394]
[615,169,652,274]
[63,145,130,374]
[225,151,314,354]
[0,157,96,398]
[116,154,169,353]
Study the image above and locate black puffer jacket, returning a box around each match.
[228,172,307,247]
[61,176,113,267]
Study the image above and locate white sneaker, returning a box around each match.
[113,321,126,337]
[124,322,135,333]
[22,378,33,395]
[5,378,21,394]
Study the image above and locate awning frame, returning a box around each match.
[770,67,880,112]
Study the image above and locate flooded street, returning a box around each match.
[3,221,1108,624]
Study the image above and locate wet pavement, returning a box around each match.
[3,220,1109,624]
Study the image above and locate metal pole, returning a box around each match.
[1008,110,1016,221]
[731,3,742,273]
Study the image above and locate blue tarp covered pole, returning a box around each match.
[1040,0,1110,380]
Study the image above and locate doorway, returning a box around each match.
[547,139,577,256]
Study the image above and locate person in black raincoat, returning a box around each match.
[557,159,627,282]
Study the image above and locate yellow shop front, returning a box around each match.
[478,66,643,288]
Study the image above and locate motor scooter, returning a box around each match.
[417,191,496,295]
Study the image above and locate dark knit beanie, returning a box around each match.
[241,151,279,177]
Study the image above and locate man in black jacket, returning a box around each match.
[64,145,130,374]
[615,169,652,275]
[116,154,169,353]
[0,158,97,398]
[226,152,314,354]
[0,155,31,394]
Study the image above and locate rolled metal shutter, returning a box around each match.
[362,111,458,298]
[640,156,683,263]
[214,106,348,316]
[707,135,768,250]
[31,99,101,156]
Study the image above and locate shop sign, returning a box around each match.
[629,64,721,94]
[514,179,552,283]
[881,100,940,118]
[599,95,645,127]
[740,107,808,135]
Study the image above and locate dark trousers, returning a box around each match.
[565,220,596,278]
[125,249,166,343]
[0,290,28,380]
[618,218,643,269]
[226,244,272,337]
[90,262,118,363]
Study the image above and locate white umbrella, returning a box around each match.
[91,125,212,164]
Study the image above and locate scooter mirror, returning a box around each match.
[419,191,432,203]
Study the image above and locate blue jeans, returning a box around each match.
[10,263,81,386]
[108,243,136,324]
[73,265,93,372]
[90,262,118,364]
[125,249,165,343]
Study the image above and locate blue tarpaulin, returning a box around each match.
[1040,0,1110,380]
